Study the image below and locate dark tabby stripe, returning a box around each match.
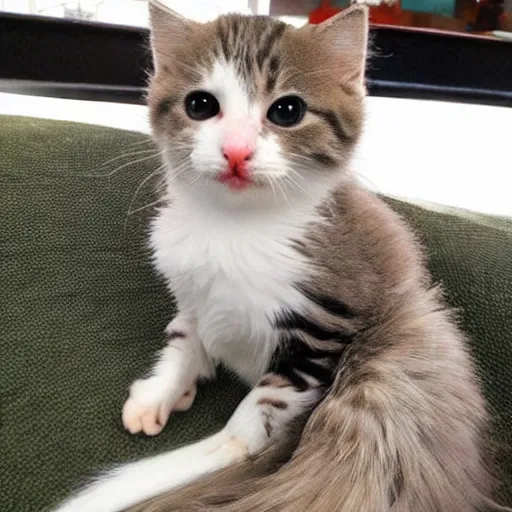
[269,55,279,75]
[257,374,291,388]
[285,334,345,362]
[266,72,278,94]
[310,152,337,167]
[293,356,334,384]
[280,335,337,359]
[298,286,356,319]
[256,23,286,70]
[217,23,230,60]
[390,461,404,506]
[270,358,309,391]
[257,397,288,409]
[243,49,253,79]
[269,332,346,391]
[309,107,348,143]
[275,311,353,344]
[296,342,340,359]
[230,18,239,43]
[240,46,256,91]
[167,330,186,340]
[266,55,280,93]
[156,96,178,117]
[271,356,334,391]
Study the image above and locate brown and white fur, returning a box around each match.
[55,1,506,511]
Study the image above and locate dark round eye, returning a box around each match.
[267,95,306,127]
[184,91,220,121]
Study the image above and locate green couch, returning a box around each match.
[1,115,511,512]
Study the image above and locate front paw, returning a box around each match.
[122,378,197,436]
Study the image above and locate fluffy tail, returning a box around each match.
[128,406,493,512]
[128,307,507,512]
[53,431,246,512]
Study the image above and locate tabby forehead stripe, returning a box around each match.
[266,54,280,93]
[266,73,278,94]
[243,49,252,80]
[231,18,239,42]
[217,24,230,60]
[256,23,286,70]
[269,55,279,74]
[309,107,349,143]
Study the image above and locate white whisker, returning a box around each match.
[167,160,194,182]
[283,174,310,199]
[274,175,295,216]
[186,172,203,186]
[264,174,278,205]
[124,164,167,233]
[127,198,167,217]
[84,152,164,178]
[96,149,161,170]
[122,137,156,149]
[286,167,306,183]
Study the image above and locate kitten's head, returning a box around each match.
[148,0,368,206]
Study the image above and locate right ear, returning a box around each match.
[149,0,195,72]
[309,5,369,96]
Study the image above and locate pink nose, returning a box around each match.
[222,145,253,173]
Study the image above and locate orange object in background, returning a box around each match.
[308,0,406,27]
[370,2,405,25]
[308,0,341,23]
[307,0,510,34]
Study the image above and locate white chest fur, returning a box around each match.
[150,191,316,384]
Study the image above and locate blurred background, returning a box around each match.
[0,0,511,215]
[1,0,511,34]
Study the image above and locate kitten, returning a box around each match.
[55,1,507,511]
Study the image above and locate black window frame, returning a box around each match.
[0,11,511,107]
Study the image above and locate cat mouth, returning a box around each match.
[216,167,255,191]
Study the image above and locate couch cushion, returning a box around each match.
[0,115,510,511]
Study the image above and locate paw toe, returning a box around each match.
[173,384,197,412]
[141,411,165,436]
[122,398,144,434]
[121,380,198,436]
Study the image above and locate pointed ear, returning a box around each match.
[148,0,195,72]
[312,5,369,95]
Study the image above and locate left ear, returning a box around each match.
[148,0,198,73]
[312,5,369,95]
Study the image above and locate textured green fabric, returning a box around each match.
[0,115,510,511]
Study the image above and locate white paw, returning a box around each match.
[122,378,197,436]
